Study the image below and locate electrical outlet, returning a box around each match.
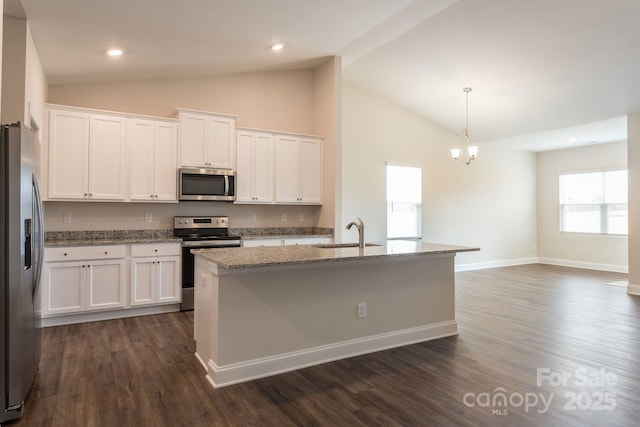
[357,302,367,319]
[299,213,304,221]
[145,212,153,223]
[282,213,288,222]
[63,212,72,224]
[200,273,207,288]
[251,213,257,222]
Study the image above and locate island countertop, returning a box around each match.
[192,240,479,269]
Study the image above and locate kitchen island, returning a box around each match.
[193,240,478,388]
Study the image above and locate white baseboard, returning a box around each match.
[194,352,208,371]
[41,304,181,327]
[628,284,640,295]
[456,257,538,272]
[537,258,628,274]
[205,320,458,388]
[456,257,628,274]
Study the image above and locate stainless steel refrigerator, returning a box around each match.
[1,122,44,424]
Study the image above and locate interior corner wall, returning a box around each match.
[1,16,26,124]
[536,142,628,272]
[312,56,341,232]
[25,22,47,129]
[628,113,640,292]
[341,81,538,267]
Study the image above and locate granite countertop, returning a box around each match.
[192,240,479,269]
[45,230,182,247]
[44,227,334,247]
[231,227,333,240]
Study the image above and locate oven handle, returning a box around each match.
[182,240,241,248]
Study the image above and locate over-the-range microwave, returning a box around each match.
[178,168,235,201]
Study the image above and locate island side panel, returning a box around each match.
[194,255,218,371]
[210,253,456,378]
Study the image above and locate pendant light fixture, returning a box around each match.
[451,87,478,165]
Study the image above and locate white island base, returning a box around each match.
[193,242,474,388]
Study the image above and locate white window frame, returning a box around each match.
[559,169,628,236]
[386,163,422,240]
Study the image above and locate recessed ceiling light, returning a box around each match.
[271,43,284,52]
[107,49,123,57]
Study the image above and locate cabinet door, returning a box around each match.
[299,138,323,204]
[130,258,155,306]
[127,119,155,200]
[253,133,273,202]
[90,115,126,200]
[180,114,207,167]
[87,259,126,310]
[156,256,181,303]
[42,261,86,315]
[153,123,178,201]
[235,131,254,202]
[207,117,235,169]
[275,135,300,203]
[48,110,90,199]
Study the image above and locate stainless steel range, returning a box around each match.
[174,216,241,310]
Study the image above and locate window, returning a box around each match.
[387,165,422,239]
[559,170,627,235]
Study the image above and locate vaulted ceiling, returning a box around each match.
[14,0,640,150]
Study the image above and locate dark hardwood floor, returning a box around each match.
[13,264,640,426]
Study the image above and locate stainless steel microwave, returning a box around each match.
[178,168,235,201]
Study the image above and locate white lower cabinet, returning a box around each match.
[283,237,332,246]
[242,236,332,247]
[242,238,284,248]
[42,242,181,320]
[130,243,181,306]
[42,246,126,316]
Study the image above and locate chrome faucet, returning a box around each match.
[346,217,365,248]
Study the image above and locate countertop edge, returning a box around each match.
[193,244,479,269]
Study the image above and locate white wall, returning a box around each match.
[341,82,538,267]
[537,142,628,272]
[1,16,26,123]
[25,22,47,129]
[627,114,640,294]
[48,70,315,133]
[312,57,341,231]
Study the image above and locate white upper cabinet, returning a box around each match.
[47,107,126,201]
[127,118,178,201]
[236,129,274,203]
[177,109,237,169]
[275,134,323,204]
[47,109,90,199]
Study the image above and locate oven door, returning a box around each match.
[180,239,241,311]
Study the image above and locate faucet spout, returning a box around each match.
[345,217,365,248]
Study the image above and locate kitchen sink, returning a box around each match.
[312,243,382,249]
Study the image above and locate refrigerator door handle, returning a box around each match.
[32,172,44,299]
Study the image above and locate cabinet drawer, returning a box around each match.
[45,245,127,262]
[283,237,332,246]
[130,242,181,257]
[242,239,283,248]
